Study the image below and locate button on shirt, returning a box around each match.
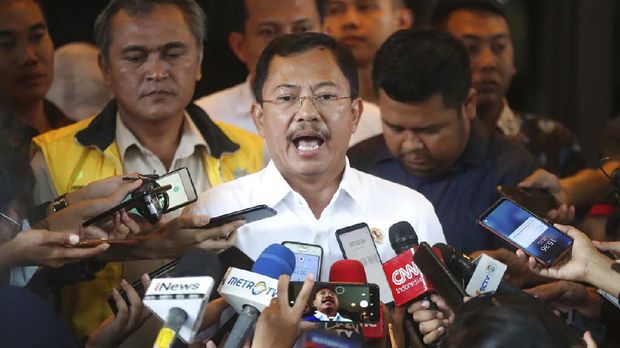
[188,160,446,279]
[348,120,540,254]
[194,77,383,147]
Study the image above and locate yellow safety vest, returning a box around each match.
[32,101,264,337]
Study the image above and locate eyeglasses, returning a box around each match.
[0,211,22,236]
[262,94,351,114]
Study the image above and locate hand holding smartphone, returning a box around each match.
[479,198,573,266]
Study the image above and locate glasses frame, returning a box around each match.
[262,95,352,114]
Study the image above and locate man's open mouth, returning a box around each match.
[292,131,325,154]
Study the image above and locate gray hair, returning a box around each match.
[94,0,207,62]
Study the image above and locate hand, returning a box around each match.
[86,274,152,348]
[524,280,602,319]
[252,274,315,348]
[44,178,144,236]
[65,174,141,205]
[515,224,612,283]
[0,229,109,268]
[408,295,454,345]
[592,240,620,258]
[583,331,598,348]
[137,215,244,259]
[519,169,569,204]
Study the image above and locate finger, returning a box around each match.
[60,242,110,260]
[419,318,444,335]
[121,278,143,328]
[583,331,597,348]
[141,273,151,290]
[423,325,445,345]
[40,230,81,246]
[407,299,431,314]
[108,179,144,204]
[515,248,527,260]
[121,210,141,235]
[524,281,567,301]
[412,309,441,323]
[112,287,130,322]
[197,220,245,241]
[196,238,236,251]
[171,215,212,232]
[292,273,315,315]
[276,275,290,308]
[430,294,452,313]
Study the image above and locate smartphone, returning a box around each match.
[75,237,144,248]
[496,185,559,218]
[336,223,394,304]
[108,246,254,314]
[479,198,573,266]
[289,281,381,323]
[413,242,466,310]
[203,205,277,229]
[282,241,323,281]
[156,167,197,213]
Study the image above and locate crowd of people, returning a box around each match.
[0,0,618,347]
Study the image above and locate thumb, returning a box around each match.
[108,178,144,204]
[41,230,81,246]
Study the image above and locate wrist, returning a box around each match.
[584,256,614,285]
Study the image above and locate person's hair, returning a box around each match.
[229,0,325,34]
[253,32,358,103]
[439,294,584,348]
[94,0,207,62]
[0,141,34,213]
[431,0,507,29]
[373,29,471,109]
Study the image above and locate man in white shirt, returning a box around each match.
[302,287,353,322]
[194,0,381,147]
[188,32,445,277]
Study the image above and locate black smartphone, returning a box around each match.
[413,242,466,311]
[289,281,381,323]
[203,205,277,229]
[282,241,323,281]
[479,198,573,266]
[155,167,198,213]
[496,185,559,218]
[108,246,254,314]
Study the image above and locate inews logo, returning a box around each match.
[227,277,277,297]
[153,281,201,292]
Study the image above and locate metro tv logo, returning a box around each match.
[154,282,200,291]
[227,277,277,297]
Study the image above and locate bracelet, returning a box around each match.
[51,194,69,213]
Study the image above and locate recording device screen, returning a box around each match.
[155,167,197,212]
[479,199,573,266]
[283,242,322,282]
[289,282,380,323]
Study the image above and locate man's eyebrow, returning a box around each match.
[274,83,299,89]
[29,23,47,32]
[121,44,147,54]
[162,41,187,50]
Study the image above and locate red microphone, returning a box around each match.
[329,260,384,339]
[382,221,440,307]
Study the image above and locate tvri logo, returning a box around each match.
[227,277,278,297]
[391,262,421,286]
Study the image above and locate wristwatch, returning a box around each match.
[51,194,69,213]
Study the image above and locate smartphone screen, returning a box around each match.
[336,223,394,304]
[283,242,322,281]
[289,281,380,323]
[479,199,573,265]
[155,167,197,212]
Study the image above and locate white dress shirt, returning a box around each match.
[188,160,446,280]
[194,78,383,147]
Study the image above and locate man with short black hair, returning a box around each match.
[431,0,586,177]
[348,29,539,253]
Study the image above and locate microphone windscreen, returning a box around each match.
[389,221,418,254]
[329,259,367,283]
[252,244,296,279]
[174,247,223,281]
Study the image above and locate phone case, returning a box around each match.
[478,198,573,266]
[496,185,559,218]
[335,222,380,260]
[203,205,277,229]
[282,241,323,279]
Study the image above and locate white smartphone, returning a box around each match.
[155,167,198,213]
[336,223,394,304]
[282,241,323,281]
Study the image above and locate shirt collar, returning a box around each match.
[115,113,209,163]
[256,158,365,210]
[496,99,521,136]
[312,311,347,321]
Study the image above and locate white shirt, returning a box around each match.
[187,160,445,280]
[194,78,383,147]
[307,311,353,322]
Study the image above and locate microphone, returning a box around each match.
[144,248,222,347]
[382,221,436,307]
[219,244,295,348]
[433,243,519,296]
[329,260,383,340]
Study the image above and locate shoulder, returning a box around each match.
[352,167,433,208]
[348,135,385,171]
[32,116,94,148]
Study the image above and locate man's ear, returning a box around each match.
[196,45,204,81]
[350,98,363,134]
[251,102,266,138]
[98,54,112,87]
[396,7,414,29]
[462,88,477,120]
[228,31,249,64]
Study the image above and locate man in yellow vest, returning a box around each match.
[30,0,264,343]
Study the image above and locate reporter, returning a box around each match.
[516,224,620,298]
[251,273,315,348]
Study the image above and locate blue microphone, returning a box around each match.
[222,244,295,348]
